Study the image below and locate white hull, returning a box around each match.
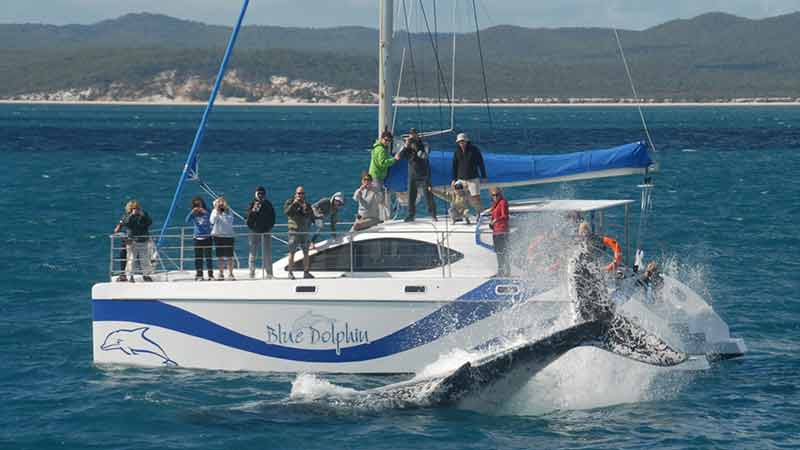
[92,277,571,373]
[91,273,744,373]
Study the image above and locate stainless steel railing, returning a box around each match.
[108,223,484,281]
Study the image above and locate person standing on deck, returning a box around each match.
[369,129,395,220]
[246,186,276,279]
[113,201,132,282]
[284,186,315,280]
[395,128,437,222]
[122,200,154,282]
[186,196,214,281]
[488,187,510,277]
[210,196,236,281]
[451,133,488,218]
[369,129,396,190]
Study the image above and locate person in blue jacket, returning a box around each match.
[186,196,214,281]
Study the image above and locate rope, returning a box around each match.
[471,0,493,136]
[613,28,657,152]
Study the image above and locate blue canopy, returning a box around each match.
[384,141,653,192]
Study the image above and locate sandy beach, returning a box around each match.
[2,99,800,107]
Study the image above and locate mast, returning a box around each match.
[378,0,394,136]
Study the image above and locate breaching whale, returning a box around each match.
[332,240,689,409]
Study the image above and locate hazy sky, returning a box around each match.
[1,0,797,30]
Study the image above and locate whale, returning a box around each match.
[317,240,689,409]
[100,327,178,366]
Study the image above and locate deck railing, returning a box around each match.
[108,223,485,281]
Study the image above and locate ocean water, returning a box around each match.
[1,104,799,449]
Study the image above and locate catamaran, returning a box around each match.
[91,0,746,373]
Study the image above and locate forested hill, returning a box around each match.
[1,11,799,103]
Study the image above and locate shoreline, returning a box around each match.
[2,99,800,107]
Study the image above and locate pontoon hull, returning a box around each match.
[92,278,571,373]
[91,275,745,373]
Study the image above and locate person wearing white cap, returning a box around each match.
[451,132,487,217]
[310,192,345,244]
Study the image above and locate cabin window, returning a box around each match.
[287,239,463,272]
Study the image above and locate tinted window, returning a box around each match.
[288,239,463,272]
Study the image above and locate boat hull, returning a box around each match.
[92,278,572,373]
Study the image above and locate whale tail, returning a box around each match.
[420,315,687,407]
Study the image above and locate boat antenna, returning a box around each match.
[471,0,493,138]
[613,28,657,152]
[156,0,250,247]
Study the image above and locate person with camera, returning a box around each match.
[283,186,314,279]
[210,196,236,281]
[185,196,214,281]
[310,192,345,245]
[121,199,154,282]
[351,172,382,232]
[488,187,510,277]
[112,202,132,282]
[395,128,437,222]
[246,186,276,279]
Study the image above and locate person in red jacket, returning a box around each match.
[488,187,511,277]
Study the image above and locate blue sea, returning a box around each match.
[1,104,799,449]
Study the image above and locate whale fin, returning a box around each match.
[372,320,608,407]
[591,314,688,366]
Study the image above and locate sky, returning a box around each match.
[1,0,797,30]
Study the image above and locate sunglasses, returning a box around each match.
[296,192,305,195]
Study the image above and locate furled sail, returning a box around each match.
[384,141,653,193]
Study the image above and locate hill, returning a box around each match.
[1,11,799,103]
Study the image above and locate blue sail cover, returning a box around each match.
[384,141,652,192]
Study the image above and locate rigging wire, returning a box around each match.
[402,0,424,131]
[418,0,453,109]
[471,0,493,137]
[433,0,444,130]
[613,28,657,152]
[391,46,407,134]
[613,28,657,269]
[450,0,457,131]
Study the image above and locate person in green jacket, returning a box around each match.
[368,129,396,189]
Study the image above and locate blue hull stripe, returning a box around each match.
[93,279,538,363]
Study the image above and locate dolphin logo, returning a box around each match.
[292,310,337,333]
[100,327,178,366]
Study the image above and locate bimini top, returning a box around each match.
[385,141,653,192]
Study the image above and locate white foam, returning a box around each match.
[289,373,358,401]
[413,348,478,379]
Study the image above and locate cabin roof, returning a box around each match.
[509,199,634,213]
